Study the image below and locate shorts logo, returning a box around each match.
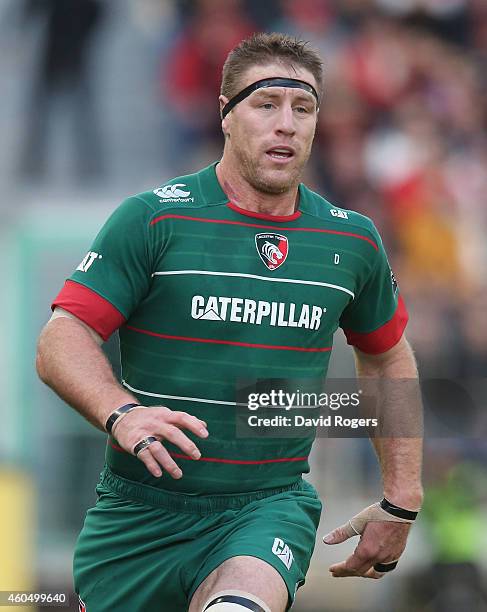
[255,233,288,271]
[272,537,294,570]
[78,595,86,612]
[153,184,195,203]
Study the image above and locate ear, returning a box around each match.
[219,95,230,135]
[219,95,229,114]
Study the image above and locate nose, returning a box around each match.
[275,104,296,137]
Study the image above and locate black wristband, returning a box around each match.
[105,403,141,434]
[374,561,398,573]
[380,498,419,521]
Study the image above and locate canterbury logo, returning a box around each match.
[272,537,294,570]
[261,241,284,266]
[153,184,191,199]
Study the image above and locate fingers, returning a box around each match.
[326,521,407,579]
[323,521,358,544]
[140,411,208,479]
[116,406,210,479]
[363,566,388,579]
[135,426,203,479]
[136,444,165,478]
[329,560,384,580]
[329,539,379,578]
[166,411,208,438]
[161,425,202,460]
[329,556,383,579]
[152,414,208,475]
[142,441,183,479]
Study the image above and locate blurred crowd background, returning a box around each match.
[0,0,486,611]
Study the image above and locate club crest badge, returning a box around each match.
[255,233,288,271]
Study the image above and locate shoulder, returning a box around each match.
[299,184,381,245]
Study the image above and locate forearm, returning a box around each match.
[36,317,138,432]
[377,439,423,509]
[355,338,423,509]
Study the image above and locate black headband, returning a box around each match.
[221,77,319,119]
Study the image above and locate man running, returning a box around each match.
[37,33,423,612]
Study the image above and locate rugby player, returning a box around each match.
[36,33,423,612]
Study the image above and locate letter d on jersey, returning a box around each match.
[272,538,294,570]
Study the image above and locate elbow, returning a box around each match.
[36,349,46,382]
[36,328,50,383]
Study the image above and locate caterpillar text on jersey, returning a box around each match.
[191,295,327,330]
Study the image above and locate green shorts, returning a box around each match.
[74,467,322,612]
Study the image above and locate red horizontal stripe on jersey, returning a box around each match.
[169,453,308,465]
[125,325,332,352]
[108,441,307,464]
[52,280,126,341]
[150,213,378,250]
[343,294,409,354]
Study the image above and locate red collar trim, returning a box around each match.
[227,200,301,222]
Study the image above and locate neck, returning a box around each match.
[216,153,300,217]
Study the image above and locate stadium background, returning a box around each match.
[0,0,486,610]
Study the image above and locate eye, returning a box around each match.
[260,102,275,110]
[295,106,310,114]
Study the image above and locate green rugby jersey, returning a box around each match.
[53,162,408,494]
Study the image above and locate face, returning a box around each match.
[220,62,319,195]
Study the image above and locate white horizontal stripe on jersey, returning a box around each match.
[152,270,355,298]
[122,380,247,406]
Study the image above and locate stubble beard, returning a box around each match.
[235,145,310,195]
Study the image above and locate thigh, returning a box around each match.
[188,481,322,611]
[188,556,287,612]
[73,484,191,612]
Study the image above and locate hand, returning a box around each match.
[112,405,208,479]
[323,518,411,579]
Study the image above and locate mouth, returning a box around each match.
[265,146,295,162]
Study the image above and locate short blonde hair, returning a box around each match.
[221,32,324,102]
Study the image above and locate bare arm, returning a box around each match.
[36,310,208,478]
[323,335,423,578]
[36,311,136,431]
[354,335,423,509]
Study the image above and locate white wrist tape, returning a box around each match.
[346,502,416,537]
